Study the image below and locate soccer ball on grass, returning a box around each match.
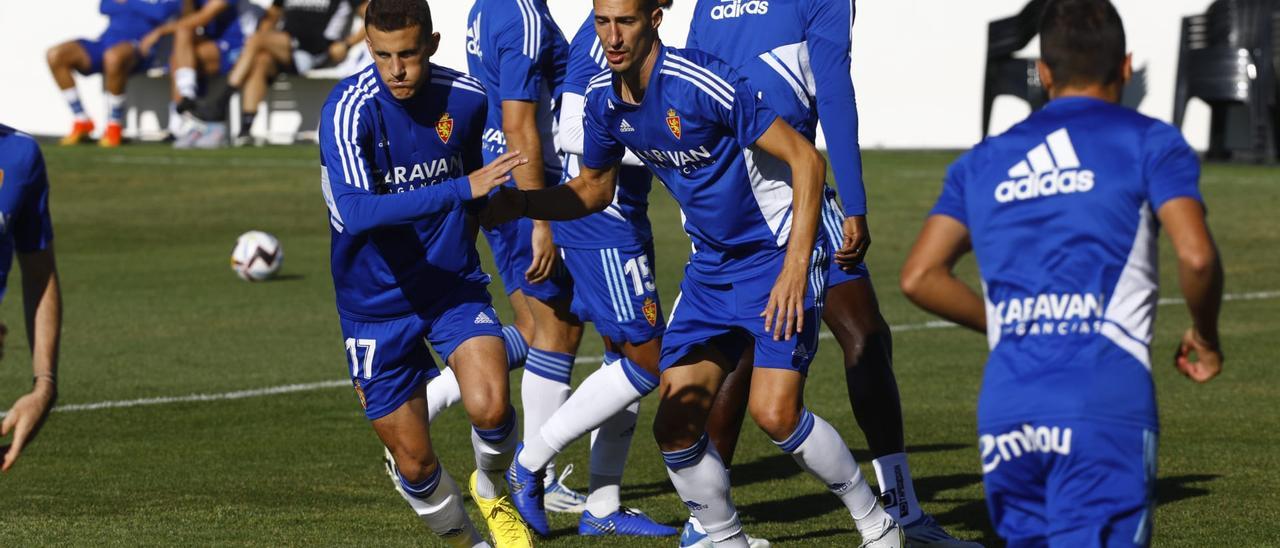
[230,230,283,281]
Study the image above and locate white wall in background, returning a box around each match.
[0,0,1215,149]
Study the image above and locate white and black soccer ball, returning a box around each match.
[230,230,283,282]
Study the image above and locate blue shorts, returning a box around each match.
[215,37,243,75]
[77,29,148,75]
[819,192,871,287]
[659,248,829,374]
[560,241,665,345]
[980,420,1158,547]
[482,217,572,302]
[338,285,503,421]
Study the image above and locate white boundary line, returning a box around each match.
[5,290,1275,418]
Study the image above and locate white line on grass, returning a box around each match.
[6,290,1275,418]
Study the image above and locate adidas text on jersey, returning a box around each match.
[994,128,1095,204]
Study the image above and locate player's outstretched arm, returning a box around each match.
[753,118,825,341]
[2,246,62,473]
[1158,197,1224,383]
[324,151,527,236]
[480,163,619,229]
[900,215,986,333]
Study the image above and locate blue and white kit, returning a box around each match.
[0,125,56,306]
[556,13,663,345]
[581,45,829,373]
[466,0,571,302]
[933,97,1203,546]
[689,0,868,286]
[318,64,502,420]
[194,0,247,74]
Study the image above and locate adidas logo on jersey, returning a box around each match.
[710,0,770,20]
[994,128,1095,204]
[466,14,482,57]
[620,119,636,133]
[474,312,494,325]
[979,425,1073,474]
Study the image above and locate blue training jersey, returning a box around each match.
[554,13,653,249]
[583,45,823,284]
[465,0,568,179]
[0,126,55,305]
[319,64,491,320]
[931,97,1203,430]
[688,0,866,216]
[101,0,182,38]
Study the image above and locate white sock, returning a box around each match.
[392,464,487,547]
[167,102,183,134]
[777,409,891,539]
[175,67,198,100]
[62,88,88,120]
[470,408,517,500]
[427,367,463,424]
[106,93,126,124]
[663,435,745,546]
[517,348,574,473]
[585,358,639,517]
[873,452,923,525]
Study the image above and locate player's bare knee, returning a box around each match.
[466,398,508,430]
[749,399,802,442]
[393,452,439,484]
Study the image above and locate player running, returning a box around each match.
[45,0,182,147]
[0,124,64,474]
[686,1,974,545]
[318,1,532,546]
[900,1,1223,545]
[483,1,902,546]
[466,0,592,514]
[499,6,677,538]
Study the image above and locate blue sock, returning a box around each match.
[619,357,659,396]
[502,325,529,370]
[603,351,624,365]
[773,408,817,454]
[397,462,443,500]
[525,348,574,384]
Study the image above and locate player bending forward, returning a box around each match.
[484,1,902,546]
[901,1,1223,546]
[318,1,532,546]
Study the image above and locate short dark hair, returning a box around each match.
[365,0,433,36]
[1039,0,1126,88]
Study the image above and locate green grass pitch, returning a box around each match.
[0,145,1276,546]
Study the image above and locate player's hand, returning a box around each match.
[2,381,55,473]
[467,150,526,200]
[835,215,870,270]
[1174,327,1222,383]
[328,41,350,64]
[139,30,161,56]
[761,262,809,341]
[525,221,557,283]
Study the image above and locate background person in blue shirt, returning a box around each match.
[901,1,1223,545]
[0,125,64,474]
[317,0,532,544]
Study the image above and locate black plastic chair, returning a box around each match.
[1172,0,1279,161]
[982,0,1049,137]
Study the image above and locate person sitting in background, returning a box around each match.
[219,0,368,146]
[0,124,64,473]
[163,0,249,148]
[46,0,183,147]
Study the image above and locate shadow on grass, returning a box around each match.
[1156,473,1219,506]
[266,273,305,282]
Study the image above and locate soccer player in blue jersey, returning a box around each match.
[495,5,678,538]
[45,0,183,147]
[0,125,63,474]
[901,1,1223,546]
[318,1,534,545]
[686,2,973,545]
[483,1,903,546]
[465,0,593,513]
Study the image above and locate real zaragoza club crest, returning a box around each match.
[643,297,658,326]
[666,108,682,139]
[436,112,454,143]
